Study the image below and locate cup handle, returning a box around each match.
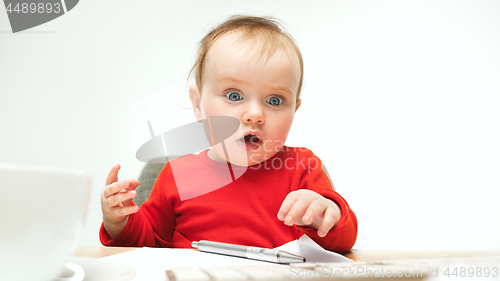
[54,262,85,281]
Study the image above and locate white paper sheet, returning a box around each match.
[101,248,271,280]
[274,235,353,263]
[101,235,352,280]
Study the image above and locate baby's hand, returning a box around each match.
[101,163,140,239]
[277,190,341,237]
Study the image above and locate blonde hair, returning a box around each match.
[189,15,304,99]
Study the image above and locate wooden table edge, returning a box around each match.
[75,246,500,262]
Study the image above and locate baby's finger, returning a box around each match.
[111,204,139,217]
[302,199,326,225]
[126,178,140,190]
[282,198,309,226]
[123,198,132,207]
[122,179,139,206]
[106,163,120,186]
[107,190,137,207]
[120,178,140,206]
[317,208,337,237]
[277,192,301,221]
[103,180,130,199]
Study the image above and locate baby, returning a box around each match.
[100,15,357,252]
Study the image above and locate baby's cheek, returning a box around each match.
[275,113,295,133]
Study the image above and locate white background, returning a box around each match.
[1,0,499,250]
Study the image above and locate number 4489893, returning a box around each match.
[444,267,498,278]
[5,2,62,14]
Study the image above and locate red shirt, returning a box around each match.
[100,147,357,252]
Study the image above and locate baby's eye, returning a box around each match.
[225,92,243,101]
[267,97,283,106]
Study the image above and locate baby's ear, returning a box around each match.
[295,98,302,112]
[189,85,203,123]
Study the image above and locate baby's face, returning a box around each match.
[191,32,301,166]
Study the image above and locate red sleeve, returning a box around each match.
[99,163,177,247]
[292,152,358,253]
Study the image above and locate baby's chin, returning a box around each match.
[214,150,279,167]
[209,141,285,167]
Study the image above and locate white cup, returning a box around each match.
[0,163,92,281]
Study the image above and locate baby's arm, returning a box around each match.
[100,164,140,239]
[277,150,358,252]
[100,162,178,248]
[277,190,341,237]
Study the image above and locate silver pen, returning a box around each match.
[192,240,305,264]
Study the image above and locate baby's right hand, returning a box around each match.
[101,163,140,239]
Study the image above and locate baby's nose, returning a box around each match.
[243,104,265,124]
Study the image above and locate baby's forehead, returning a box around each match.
[207,31,300,70]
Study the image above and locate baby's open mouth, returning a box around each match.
[244,134,260,143]
[237,133,262,150]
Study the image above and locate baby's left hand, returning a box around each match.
[278,190,341,237]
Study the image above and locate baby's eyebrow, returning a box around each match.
[217,76,248,85]
[270,85,294,96]
[217,76,294,97]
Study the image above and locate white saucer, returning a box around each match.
[56,257,136,281]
